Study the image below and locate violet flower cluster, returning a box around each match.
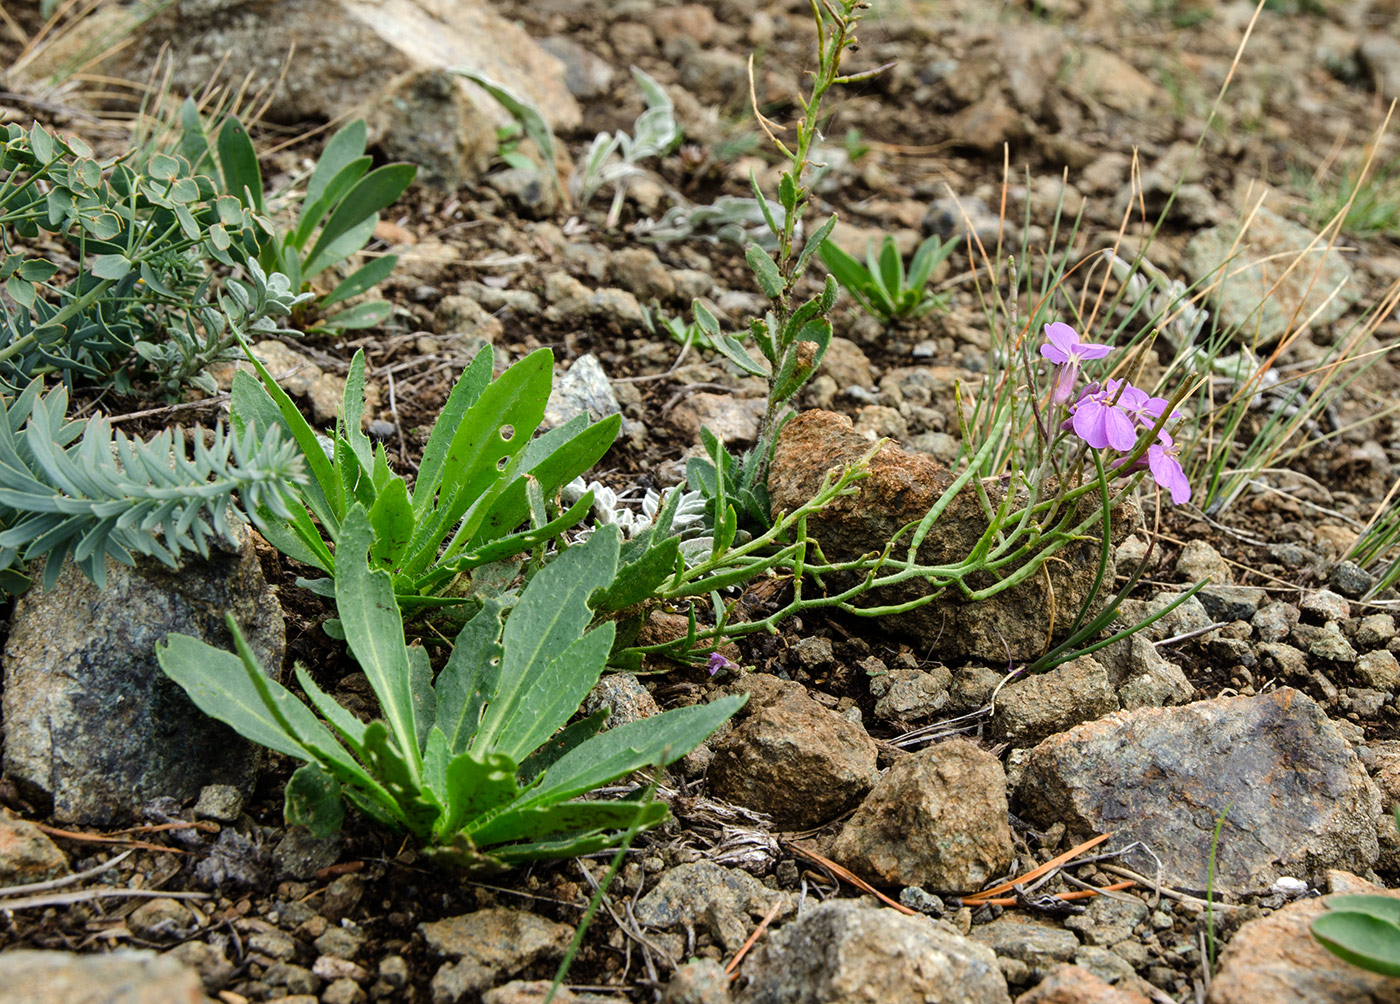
[1040,322,1191,505]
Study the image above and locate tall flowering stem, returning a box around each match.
[698,0,893,494]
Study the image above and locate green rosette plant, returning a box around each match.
[818,232,959,324]
[178,107,415,333]
[157,511,744,871]
[231,341,620,616]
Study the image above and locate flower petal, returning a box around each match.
[1076,341,1114,360]
[1044,321,1079,352]
[1051,363,1078,404]
[1073,401,1110,449]
[1105,408,1138,452]
[1040,342,1070,364]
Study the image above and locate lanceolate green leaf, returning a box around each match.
[406,348,553,571]
[495,620,616,763]
[467,798,667,850]
[304,121,369,220]
[322,255,398,309]
[292,156,372,251]
[472,527,620,753]
[336,506,423,781]
[367,476,414,573]
[229,341,339,526]
[746,243,784,299]
[524,695,746,808]
[412,346,494,519]
[303,163,417,277]
[285,763,344,838]
[466,414,620,549]
[434,598,507,754]
[438,750,520,838]
[216,117,264,214]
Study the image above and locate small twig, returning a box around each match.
[106,393,230,425]
[1099,864,1239,911]
[1154,621,1229,647]
[37,823,190,853]
[962,832,1113,904]
[725,898,783,975]
[970,880,1136,908]
[0,849,134,898]
[0,887,210,912]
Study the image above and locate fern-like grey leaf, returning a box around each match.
[0,381,307,591]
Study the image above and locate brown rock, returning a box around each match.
[736,899,1011,1004]
[818,338,875,389]
[0,810,67,885]
[768,410,1138,662]
[1015,964,1152,1004]
[993,656,1119,747]
[1207,872,1400,1004]
[420,909,573,999]
[709,675,878,829]
[242,341,348,426]
[0,949,209,1004]
[831,739,1014,891]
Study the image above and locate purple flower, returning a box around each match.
[1147,433,1192,505]
[1112,379,1180,430]
[1040,321,1113,404]
[706,652,735,676]
[1071,383,1138,452]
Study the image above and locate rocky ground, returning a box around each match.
[3,1,1400,1003]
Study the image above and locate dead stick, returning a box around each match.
[726,899,783,976]
[784,841,918,917]
[971,880,1136,909]
[962,832,1114,904]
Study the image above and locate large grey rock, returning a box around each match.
[542,353,620,430]
[1182,207,1359,346]
[969,918,1080,980]
[768,411,1139,662]
[1207,871,1400,1004]
[1014,689,1382,893]
[635,862,793,952]
[709,675,878,829]
[55,0,579,191]
[737,900,1011,1004]
[420,908,572,1003]
[0,949,210,1004]
[830,740,1014,892]
[3,527,284,824]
